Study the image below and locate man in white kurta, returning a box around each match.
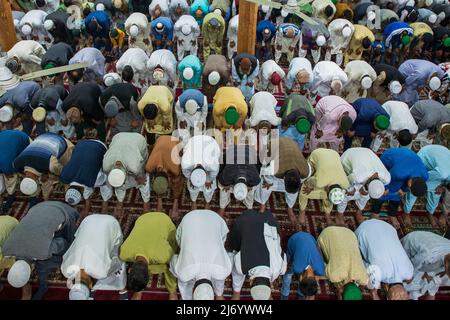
[68,47,105,83]
[169,210,232,300]
[257,60,285,93]
[19,10,53,48]
[227,14,239,60]
[6,40,46,75]
[285,57,314,95]
[61,214,126,300]
[355,219,414,300]
[174,15,200,61]
[116,47,149,89]
[343,60,378,103]
[124,12,153,56]
[247,92,281,129]
[325,19,354,66]
[311,61,348,98]
[146,49,177,89]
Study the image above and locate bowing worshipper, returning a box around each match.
[299,17,330,64]
[230,210,286,300]
[181,135,221,209]
[169,0,189,22]
[34,0,60,13]
[109,27,126,58]
[59,139,110,217]
[409,22,434,58]
[103,73,122,88]
[325,18,354,66]
[202,12,226,61]
[173,15,201,61]
[355,219,413,300]
[379,100,418,150]
[255,19,277,61]
[212,87,248,132]
[61,214,126,300]
[217,145,261,217]
[44,9,72,44]
[317,226,368,300]
[126,0,150,13]
[227,14,239,60]
[257,60,285,93]
[403,145,450,229]
[285,57,314,95]
[255,137,311,227]
[402,231,450,300]
[125,12,153,56]
[170,209,231,300]
[2,201,78,300]
[178,55,203,89]
[68,47,106,84]
[149,0,170,19]
[343,24,375,65]
[84,9,111,50]
[279,94,315,151]
[210,0,230,20]
[311,0,336,24]
[146,49,177,89]
[309,95,356,152]
[343,60,378,103]
[120,212,178,300]
[299,148,349,227]
[280,231,325,300]
[137,85,174,144]
[274,23,301,64]
[203,55,230,102]
[383,21,414,67]
[5,40,46,75]
[410,100,450,148]
[334,2,353,20]
[145,136,184,219]
[99,82,142,137]
[0,131,30,215]
[339,147,391,225]
[372,147,429,230]
[190,0,209,25]
[18,9,52,48]
[116,47,149,88]
[0,216,18,292]
[102,132,150,217]
[310,61,348,99]
[369,63,406,104]
[343,98,390,151]
[13,132,74,203]
[151,17,174,51]
[248,91,281,130]
[232,53,259,102]
[40,41,73,73]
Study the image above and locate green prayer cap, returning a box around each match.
[225,107,239,125]
[44,62,56,70]
[343,283,363,300]
[401,35,411,46]
[443,37,450,48]
[375,115,390,131]
[152,175,169,195]
[295,117,311,134]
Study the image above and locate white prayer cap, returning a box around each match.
[108,168,126,187]
[0,105,13,122]
[185,99,198,115]
[208,71,220,85]
[250,285,271,300]
[193,283,214,300]
[428,14,437,24]
[20,177,38,196]
[367,265,382,290]
[103,72,121,87]
[65,188,82,206]
[328,187,345,205]
[69,283,90,300]
[153,69,164,81]
[281,9,289,17]
[361,76,373,89]
[367,10,376,22]
[389,80,402,94]
[13,19,19,27]
[213,8,222,15]
[44,19,54,31]
[96,3,105,11]
[429,76,441,91]
[182,67,194,80]
[438,12,446,20]
[0,66,20,91]
[190,168,206,188]
[129,25,139,37]
[368,179,385,199]
[233,182,248,201]
[21,24,32,35]
[261,5,270,13]
[156,22,164,32]
[316,35,326,47]
[342,26,352,37]
[0,175,5,194]
[181,24,191,35]
[8,260,31,288]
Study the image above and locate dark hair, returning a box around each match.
[339,115,353,131]
[87,20,98,33]
[342,9,353,20]
[362,37,372,49]
[324,5,334,17]
[422,33,433,44]
[299,277,318,297]
[397,129,412,146]
[284,169,301,194]
[36,0,46,7]
[69,69,84,82]
[143,104,158,120]
[122,65,134,82]
[410,178,427,197]
[127,261,149,292]
[83,7,92,17]
[406,10,418,23]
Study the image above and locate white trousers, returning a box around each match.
[114,173,151,203]
[254,175,298,208]
[218,182,255,209]
[187,179,217,203]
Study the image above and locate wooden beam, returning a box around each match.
[0,0,17,52]
[237,0,258,55]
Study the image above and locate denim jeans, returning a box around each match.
[280,268,304,300]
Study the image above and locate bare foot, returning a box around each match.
[101,201,108,213]
[403,214,413,229]
[389,216,401,230]
[143,202,150,213]
[424,294,436,300]
[259,204,266,213]
[169,293,178,300]
[21,283,32,300]
[169,208,180,220]
[355,211,366,225]
[288,211,298,229]
[216,295,225,300]
[428,214,439,229]
[114,203,123,219]
[191,201,197,210]
[298,210,306,226]
[371,213,380,220]
[131,292,143,300]
[157,198,163,212]
[439,215,449,231]
[336,213,346,226]
[231,292,241,300]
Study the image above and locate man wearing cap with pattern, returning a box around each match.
[175,89,208,144]
[256,19,277,61]
[257,60,285,93]
[285,57,314,95]
[212,87,248,132]
[174,14,201,61]
[230,210,286,300]
[60,139,111,217]
[0,131,30,215]
[146,49,177,89]
[61,214,126,300]
[170,210,231,300]
[151,16,174,50]
[344,98,390,151]
[248,92,281,130]
[227,14,239,60]
[5,40,46,75]
[274,23,301,64]
[203,54,229,102]
[299,148,350,227]
[178,55,203,89]
[116,47,149,88]
[340,147,391,225]
[2,201,78,300]
[311,60,348,99]
[0,215,18,293]
[369,63,406,104]
[344,24,375,65]
[145,136,184,219]
[202,11,226,61]
[355,219,413,300]
[124,12,153,56]
[325,18,354,66]
[190,0,209,26]
[317,226,368,300]
[102,132,150,217]
[232,53,259,102]
[343,60,378,103]
[18,9,53,48]
[121,212,178,300]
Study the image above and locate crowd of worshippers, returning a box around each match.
[0,0,450,302]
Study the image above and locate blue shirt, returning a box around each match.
[256,20,277,43]
[85,11,111,38]
[151,17,174,40]
[0,130,30,174]
[287,232,325,276]
[179,89,205,111]
[352,98,390,138]
[417,145,450,192]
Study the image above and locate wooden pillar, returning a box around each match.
[237,1,258,55]
[0,0,17,52]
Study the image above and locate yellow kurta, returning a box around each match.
[212,87,248,130]
[138,86,174,135]
[344,25,375,64]
[0,216,18,273]
[317,226,369,286]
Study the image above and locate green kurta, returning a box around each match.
[0,216,18,272]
